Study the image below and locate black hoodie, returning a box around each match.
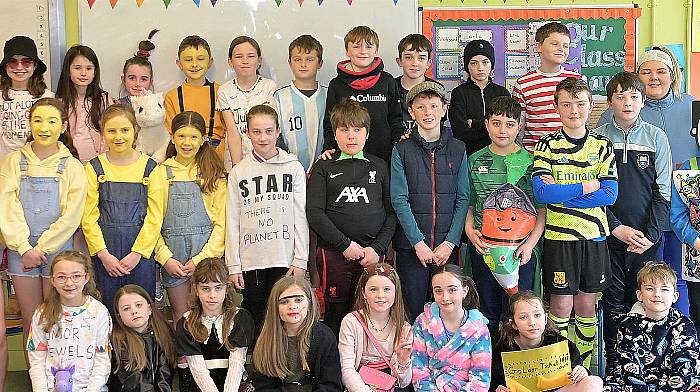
[448,78,509,155]
[323,58,405,163]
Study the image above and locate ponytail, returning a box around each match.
[167,111,226,193]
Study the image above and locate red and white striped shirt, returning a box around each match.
[512,68,582,152]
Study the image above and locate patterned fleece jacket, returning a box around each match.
[412,302,491,391]
[604,306,700,391]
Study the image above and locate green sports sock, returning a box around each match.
[549,312,570,339]
[575,314,597,369]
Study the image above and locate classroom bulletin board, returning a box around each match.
[422,7,642,96]
[78,0,418,96]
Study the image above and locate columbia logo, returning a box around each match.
[557,156,569,164]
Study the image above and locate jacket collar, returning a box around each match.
[645,91,676,110]
[611,115,643,135]
[410,125,450,150]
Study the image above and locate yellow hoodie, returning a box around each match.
[0,142,87,255]
[147,157,226,266]
[82,153,164,257]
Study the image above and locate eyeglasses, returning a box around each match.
[6,58,34,69]
[52,273,86,284]
[363,264,395,277]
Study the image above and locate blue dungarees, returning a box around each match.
[160,166,213,288]
[89,156,157,312]
[8,154,73,277]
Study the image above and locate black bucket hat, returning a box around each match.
[1,36,47,77]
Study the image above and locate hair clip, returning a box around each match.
[363,264,395,276]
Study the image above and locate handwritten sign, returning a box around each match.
[437,54,460,78]
[506,55,529,78]
[501,340,572,391]
[436,28,459,51]
[460,29,493,43]
[506,28,528,52]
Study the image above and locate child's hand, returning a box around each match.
[414,241,434,267]
[359,247,380,267]
[540,174,556,185]
[694,237,700,253]
[570,365,587,383]
[342,241,365,261]
[229,273,245,289]
[318,149,336,161]
[515,242,535,266]
[120,252,142,272]
[399,131,411,141]
[433,242,453,266]
[182,260,196,276]
[495,386,510,392]
[164,258,187,278]
[611,225,650,249]
[21,248,47,271]
[394,324,413,365]
[582,179,601,194]
[465,227,488,254]
[97,250,129,277]
[627,240,654,254]
[286,266,306,279]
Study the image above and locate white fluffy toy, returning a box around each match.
[131,92,169,163]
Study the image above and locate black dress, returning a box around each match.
[175,309,255,391]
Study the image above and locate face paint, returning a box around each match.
[103,115,136,154]
[172,125,204,165]
[177,46,211,84]
[30,105,65,148]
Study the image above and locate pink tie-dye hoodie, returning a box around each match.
[412,302,491,391]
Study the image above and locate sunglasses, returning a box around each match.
[6,58,34,69]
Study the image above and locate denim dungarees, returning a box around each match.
[89,156,157,312]
[8,154,72,277]
[160,165,213,288]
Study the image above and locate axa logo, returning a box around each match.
[335,186,369,203]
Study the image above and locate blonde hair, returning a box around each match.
[111,285,176,372]
[185,258,240,351]
[654,46,683,99]
[344,26,379,50]
[39,251,100,332]
[637,261,677,291]
[252,277,320,378]
[352,263,407,347]
[100,103,140,148]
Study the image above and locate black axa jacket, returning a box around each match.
[108,330,173,392]
[448,78,509,155]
